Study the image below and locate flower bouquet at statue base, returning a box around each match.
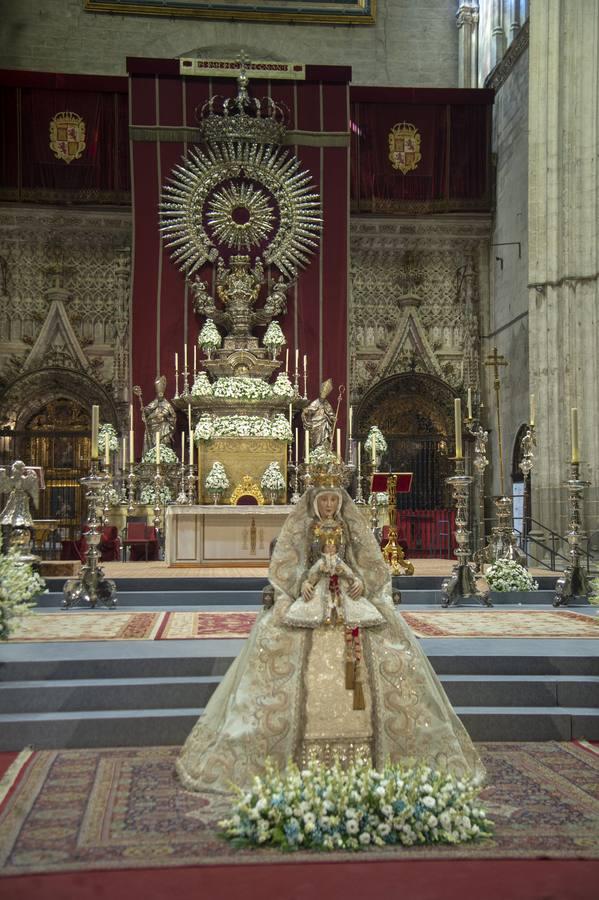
[205,461,230,505]
[485,558,538,592]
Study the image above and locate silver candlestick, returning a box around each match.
[127,464,138,512]
[185,463,197,504]
[441,458,491,608]
[554,460,591,607]
[63,460,117,610]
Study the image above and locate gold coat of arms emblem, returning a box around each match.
[49,111,86,164]
[388,121,422,175]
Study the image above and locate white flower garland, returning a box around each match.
[364,425,388,456]
[191,372,213,397]
[213,377,272,401]
[205,461,230,493]
[220,757,492,852]
[263,320,286,349]
[195,414,292,442]
[272,372,295,399]
[261,461,286,493]
[198,318,222,351]
[0,540,46,640]
[98,423,119,453]
[485,559,539,592]
[139,484,172,505]
[142,445,179,465]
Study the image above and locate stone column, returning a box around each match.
[490,0,507,69]
[528,0,599,537]
[457,4,480,88]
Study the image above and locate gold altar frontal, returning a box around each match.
[198,437,288,504]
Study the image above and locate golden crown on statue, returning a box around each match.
[196,54,288,146]
[307,447,350,489]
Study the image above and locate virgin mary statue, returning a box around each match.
[177,457,483,793]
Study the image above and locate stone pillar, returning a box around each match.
[509,0,522,40]
[491,0,507,69]
[529,0,599,537]
[457,4,480,88]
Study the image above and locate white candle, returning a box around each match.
[303,354,307,379]
[467,388,472,419]
[349,405,353,437]
[187,403,192,427]
[305,430,310,463]
[571,407,579,463]
[104,437,110,467]
[288,403,293,429]
[371,433,376,466]
[129,403,133,432]
[189,432,194,468]
[454,398,463,459]
[91,405,99,459]
[156,432,161,466]
[175,351,179,373]
[357,442,361,475]
[295,348,299,372]
[129,429,134,464]
[285,348,289,374]
[181,431,185,466]
[336,428,341,458]
[530,393,535,428]
[184,344,188,369]
[295,427,299,464]
[122,436,126,470]
[193,345,197,375]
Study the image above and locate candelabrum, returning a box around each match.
[100,466,112,524]
[367,464,379,536]
[381,474,414,576]
[127,463,138,512]
[176,462,190,504]
[441,458,491,608]
[482,495,527,568]
[554,460,591,607]
[466,418,489,567]
[288,445,301,504]
[63,460,117,610]
[185,463,197,505]
[298,462,312,494]
[153,466,164,534]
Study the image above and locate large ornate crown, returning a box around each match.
[197,57,288,146]
[307,446,350,489]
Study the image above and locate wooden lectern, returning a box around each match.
[371,472,414,576]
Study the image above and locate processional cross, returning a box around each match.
[485,347,508,495]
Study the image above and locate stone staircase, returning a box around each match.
[0,576,597,750]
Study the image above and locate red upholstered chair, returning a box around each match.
[99,525,121,562]
[125,522,159,561]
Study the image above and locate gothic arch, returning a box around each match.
[356,371,458,438]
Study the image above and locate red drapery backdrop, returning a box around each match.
[0,70,129,203]
[350,86,493,213]
[128,60,350,457]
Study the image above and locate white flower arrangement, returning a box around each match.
[191,372,213,397]
[219,757,492,852]
[195,414,292,442]
[374,491,389,506]
[105,487,121,507]
[364,425,388,457]
[142,445,179,465]
[213,377,272,401]
[139,484,172,505]
[485,559,539,592]
[98,423,119,453]
[198,319,221,352]
[263,321,286,350]
[272,372,295,399]
[0,538,46,640]
[205,461,230,495]
[308,445,338,466]
[261,461,286,495]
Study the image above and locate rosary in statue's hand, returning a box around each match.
[302,581,315,601]
[349,578,363,599]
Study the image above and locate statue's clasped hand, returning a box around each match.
[349,578,363,600]
[302,581,315,602]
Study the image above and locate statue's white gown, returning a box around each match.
[176,490,484,792]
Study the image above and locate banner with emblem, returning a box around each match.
[49,111,87,164]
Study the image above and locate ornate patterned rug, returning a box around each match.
[8,609,599,642]
[0,742,598,875]
[402,610,599,639]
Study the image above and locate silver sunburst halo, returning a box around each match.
[207,181,275,250]
[160,141,322,280]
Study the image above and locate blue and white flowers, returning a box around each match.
[220,757,492,852]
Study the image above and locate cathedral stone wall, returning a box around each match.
[484,44,529,499]
[2,0,459,87]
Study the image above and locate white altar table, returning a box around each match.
[165,504,293,567]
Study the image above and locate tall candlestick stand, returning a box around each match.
[441,458,491,608]
[101,465,112,525]
[182,365,190,396]
[287,444,300,504]
[127,463,138,512]
[518,425,536,562]
[367,464,379,535]
[153,466,164,534]
[63,461,117,610]
[176,463,189,504]
[302,370,308,400]
[554,460,591,607]
[185,463,197,505]
[381,474,414,576]
[466,419,489,567]
[174,368,180,399]
[293,364,300,398]
[483,494,527,567]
